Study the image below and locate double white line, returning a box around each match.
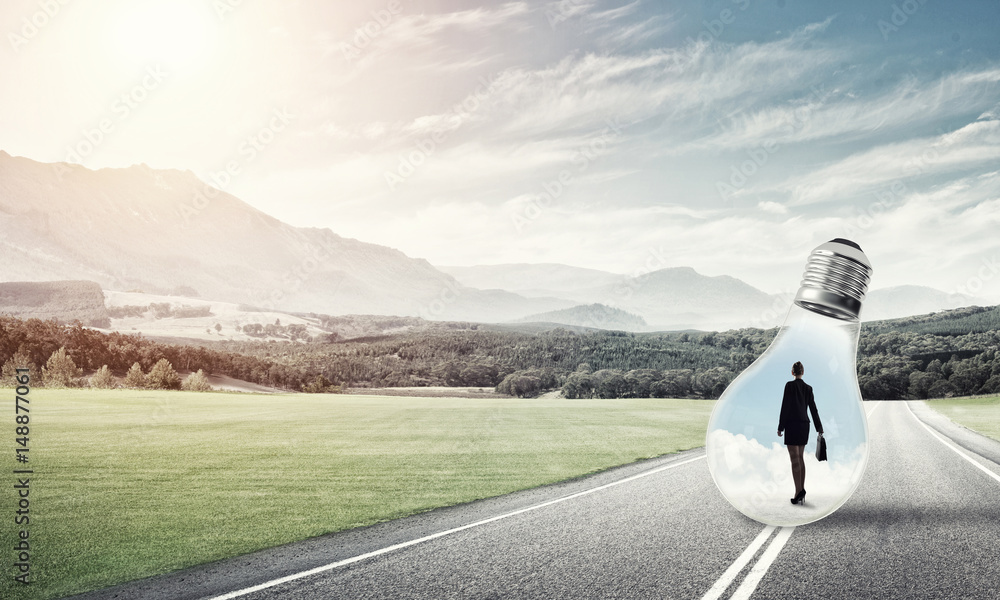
[700,401,884,600]
[700,526,795,600]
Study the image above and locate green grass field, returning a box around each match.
[925,395,1000,442]
[2,389,712,599]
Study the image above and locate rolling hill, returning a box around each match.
[444,263,781,330]
[516,303,648,331]
[0,280,109,327]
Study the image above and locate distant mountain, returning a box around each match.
[442,262,779,330]
[863,285,972,322]
[516,303,647,331]
[442,262,984,329]
[608,267,779,330]
[441,263,623,298]
[0,280,109,327]
[1,152,982,328]
[0,152,569,322]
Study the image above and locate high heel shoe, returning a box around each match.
[790,489,806,504]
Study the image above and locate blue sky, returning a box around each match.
[1,0,999,297]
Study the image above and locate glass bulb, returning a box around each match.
[706,239,873,526]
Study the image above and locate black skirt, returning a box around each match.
[783,420,810,446]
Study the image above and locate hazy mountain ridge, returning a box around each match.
[444,262,977,329]
[0,152,444,310]
[0,152,570,321]
[0,152,981,330]
[516,303,647,330]
[862,285,972,322]
[444,263,780,330]
[440,263,624,298]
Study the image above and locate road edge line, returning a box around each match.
[905,401,1000,485]
[865,400,882,418]
[202,454,707,600]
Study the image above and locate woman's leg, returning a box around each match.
[796,445,806,492]
[786,445,801,495]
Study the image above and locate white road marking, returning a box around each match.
[905,401,1000,485]
[865,400,883,419]
[203,454,707,600]
[728,526,796,600]
[699,526,777,600]
[700,400,882,600]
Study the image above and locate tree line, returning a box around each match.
[3,304,1000,399]
[0,316,302,390]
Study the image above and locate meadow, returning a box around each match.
[2,389,711,599]
[925,395,1000,442]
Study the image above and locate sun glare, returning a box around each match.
[113,0,215,69]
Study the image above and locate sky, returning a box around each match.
[2,0,999,297]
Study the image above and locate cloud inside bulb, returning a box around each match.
[707,429,867,525]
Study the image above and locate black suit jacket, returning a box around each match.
[778,378,823,434]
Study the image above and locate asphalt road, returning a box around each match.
[74,401,1000,600]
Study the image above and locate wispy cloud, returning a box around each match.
[475,21,843,143]
[593,14,677,48]
[694,67,1000,153]
[587,0,643,23]
[758,201,789,215]
[346,3,532,72]
[769,117,1000,206]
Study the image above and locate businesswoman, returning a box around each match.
[777,361,823,505]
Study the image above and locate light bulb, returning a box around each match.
[706,238,873,526]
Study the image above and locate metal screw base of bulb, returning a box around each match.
[794,238,872,321]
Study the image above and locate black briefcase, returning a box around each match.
[816,433,828,462]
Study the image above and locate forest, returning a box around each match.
[2,304,999,400]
